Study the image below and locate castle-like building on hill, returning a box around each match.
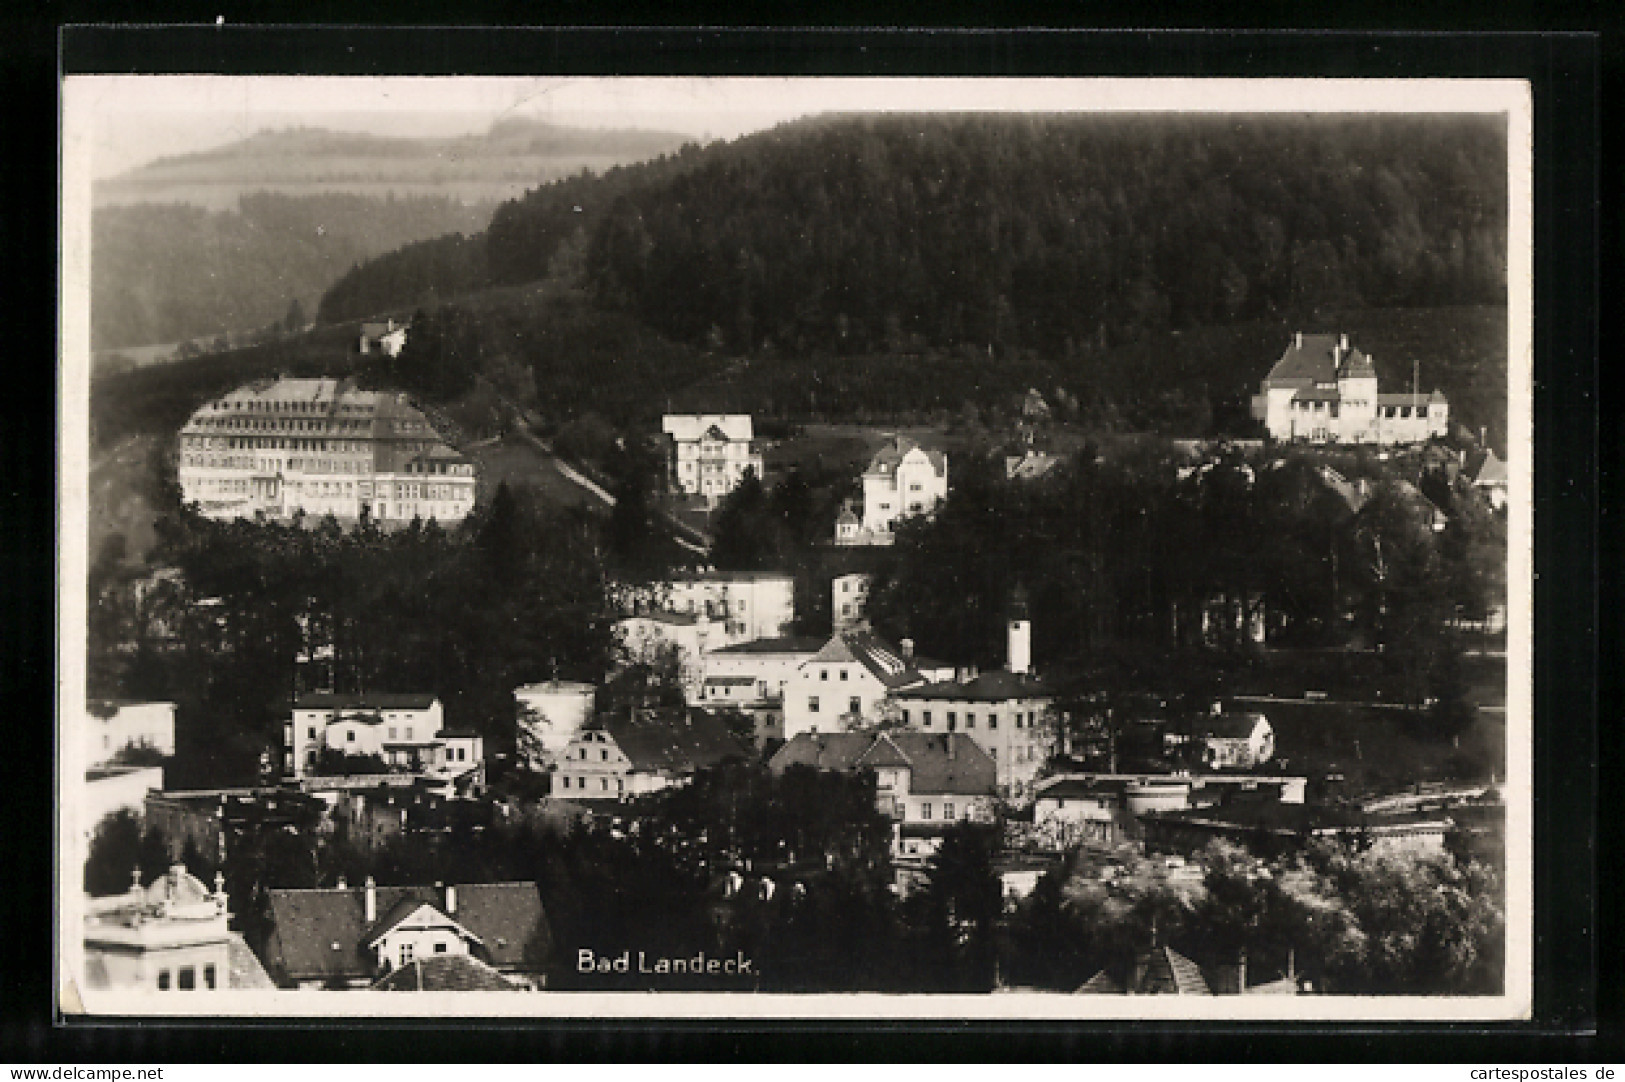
[1252,333,1448,445]
[177,377,477,525]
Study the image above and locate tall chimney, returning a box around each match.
[1339,333,1349,352]
[900,637,914,660]
[1294,332,1302,349]
[364,875,377,923]
[445,884,457,915]
[1238,949,1248,993]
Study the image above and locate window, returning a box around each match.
[944,802,955,820]
[820,669,829,681]
[434,942,448,954]
[966,713,976,729]
[947,711,957,731]
[307,727,316,740]
[347,730,356,743]
[617,779,624,792]
[560,777,569,789]
[178,966,196,990]
[920,802,933,820]
[601,778,609,791]
[809,697,820,713]
[839,669,848,681]
[601,748,609,761]
[901,709,910,725]
[849,696,861,715]
[157,970,171,991]
[989,714,998,729]
[405,727,413,739]
[580,747,588,760]
[991,747,997,760]
[400,943,414,965]
[922,711,932,728]
[204,964,217,990]
[388,727,397,739]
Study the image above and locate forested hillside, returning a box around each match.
[92,192,493,350]
[316,113,1508,442]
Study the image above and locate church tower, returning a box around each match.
[1007,585,1032,675]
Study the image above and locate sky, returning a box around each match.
[67,75,1525,180]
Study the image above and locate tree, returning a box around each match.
[84,810,172,896]
[907,821,1004,991]
[709,469,785,572]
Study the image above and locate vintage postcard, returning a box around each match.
[58,74,1531,1020]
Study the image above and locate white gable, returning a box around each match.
[662,414,755,443]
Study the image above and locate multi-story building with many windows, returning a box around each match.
[177,377,477,526]
[661,414,764,503]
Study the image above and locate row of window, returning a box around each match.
[155,963,216,990]
[901,708,1038,730]
[806,696,864,715]
[558,775,624,793]
[397,941,451,965]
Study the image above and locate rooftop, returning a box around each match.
[294,693,439,711]
[891,669,1053,702]
[708,635,827,656]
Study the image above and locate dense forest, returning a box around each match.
[314,113,1508,443]
[92,192,493,350]
[323,113,1505,356]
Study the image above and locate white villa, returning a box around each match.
[661,414,764,502]
[835,437,948,545]
[1252,333,1448,444]
[284,693,481,781]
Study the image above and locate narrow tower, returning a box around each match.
[1007,584,1032,675]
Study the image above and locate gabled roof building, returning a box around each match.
[261,878,548,989]
[661,414,765,504]
[1251,333,1448,445]
[553,708,748,801]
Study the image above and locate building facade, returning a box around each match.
[781,632,935,741]
[177,377,477,525]
[553,709,746,800]
[831,573,872,633]
[661,414,764,501]
[614,572,796,645]
[284,693,480,781]
[83,864,273,992]
[836,437,949,544]
[1252,333,1449,444]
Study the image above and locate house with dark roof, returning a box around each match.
[781,631,953,741]
[769,730,996,859]
[1252,332,1448,445]
[837,436,948,544]
[370,953,526,991]
[1032,778,1138,850]
[261,877,548,989]
[553,708,748,801]
[357,318,409,356]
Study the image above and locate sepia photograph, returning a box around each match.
[57,73,1532,1020]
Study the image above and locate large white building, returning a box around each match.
[836,437,949,544]
[1251,333,1449,444]
[284,693,480,781]
[177,378,477,526]
[661,414,764,502]
[613,572,796,645]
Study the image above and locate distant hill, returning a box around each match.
[92,192,494,351]
[93,119,696,210]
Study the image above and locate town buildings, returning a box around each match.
[260,878,548,989]
[834,437,949,545]
[1252,333,1449,444]
[284,693,481,783]
[891,589,1055,799]
[1190,711,1276,770]
[177,377,477,525]
[697,635,825,746]
[553,708,746,801]
[83,864,274,992]
[613,611,726,699]
[769,731,997,859]
[780,631,951,741]
[613,571,796,645]
[660,414,764,502]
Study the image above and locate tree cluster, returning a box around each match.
[1006,839,1503,995]
[864,444,1501,726]
[92,484,613,787]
